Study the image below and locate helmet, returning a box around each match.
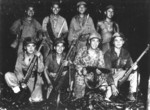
[112,32,126,41]
[51,1,61,8]
[105,5,114,11]
[54,38,65,46]
[25,4,34,12]
[110,32,127,47]
[89,32,102,41]
[23,37,36,47]
[77,1,87,7]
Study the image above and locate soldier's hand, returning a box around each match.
[96,69,102,74]
[35,51,41,57]
[47,80,51,85]
[51,72,57,77]
[133,64,138,70]
[62,60,68,66]
[83,68,87,75]
[12,86,20,93]
[77,66,83,75]
[21,83,27,88]
[62,71,67,76]
[111,85,119,96]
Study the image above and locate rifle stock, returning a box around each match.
[118,44,150,86]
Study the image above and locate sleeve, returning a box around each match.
[83,17,96,34]
[45,54,53,72]
[34,20,43,40]
[114,22,119,33]
[97,21,102,34]
[107,74,115,85]
[103,51,115,85]
[98,51,105,68]
[104,51,112,69]
[125,54,133,69]
[35,20,42,32]
[37,54,44,73]
[42,16,49,31]
[68,18,76,45]
[74,47,86,68]
[10,19,21,35]
[14,54,24,81]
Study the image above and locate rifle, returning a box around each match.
[54,38,79,83]
[118,44,150,86]
[45,33,81,100]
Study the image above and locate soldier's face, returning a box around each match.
[52,4,60,15]
[113,36,124,49]
[26,43,36,54]
[27,7,34,17]
[106,8,114,19]
[55,43,65,54]
[78,5,86,14]
[90,38,100,49]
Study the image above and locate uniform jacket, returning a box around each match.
[68,15,96,44]
[74,46,114,85]
[14,52,44,83]
[42,15,68,39]
[104,47,133,70]
[10,18,42,39]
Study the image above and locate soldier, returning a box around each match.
[68,1,96,52]
[42,2,68,60]
[97,5,119,53]
[73,32,118,100]
[104,32,139,101]
[10,5,42,55]
[5,37,44,102]
[44,39,70,95]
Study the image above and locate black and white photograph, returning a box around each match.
[0,0,149,110]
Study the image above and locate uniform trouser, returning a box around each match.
[5,72,43,102]
[114,70,138,93]
[106,70,139,99]
[55,73,69,91]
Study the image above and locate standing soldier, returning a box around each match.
[10,5,42,55]
[68,1,96,53]
[42,2,68,60]
[97,5,119,53]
